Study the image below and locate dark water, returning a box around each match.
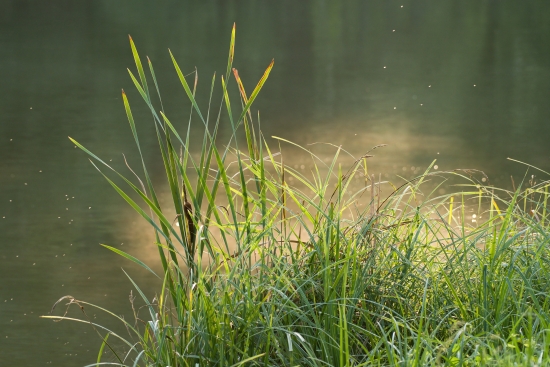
[1,1,549,364]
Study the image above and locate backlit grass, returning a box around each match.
[43,25,550,367]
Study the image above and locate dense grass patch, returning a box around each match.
[43,26,550,366]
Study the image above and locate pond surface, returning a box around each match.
[1,0,550,364]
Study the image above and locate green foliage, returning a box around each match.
[44,26,550,366]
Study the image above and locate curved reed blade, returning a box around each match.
[237,59,274,126]
[101,244,160,279]
[129,35,150,100]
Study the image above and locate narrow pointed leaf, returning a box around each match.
[101,244,159,278]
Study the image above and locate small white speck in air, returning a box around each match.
[89,207,91,209]
[74,146,77,148]
[88,277,90,279]
[176,222,180,227]
[62,284,64,287]
[16,255,18,258]
[66,208,68,210]
[24,183,27,185]
[355,134,357,135]
[482,178,487,182]
[33,263,35,265]
[401,5,403,7]
[473,214,477,218]
[472,219,477,223]
[72,197,74,198]
[383,66,386,69]
[9,200,11,202]
[70,244,72,246]
[2,217,5,219]
[55,255,58,257]
[420,104,423,106]
[63,254,65,256]
[58,217,61,219]
[10,139,12,141]
[39,170,42,172]
[110,159,112,162]
[434,165,439,170]
[473,85,476,87]
[30,107,32,109]
[394,107,397,109]
[393,30,395,32]
[437,152,439,154]
[428,85,431,88]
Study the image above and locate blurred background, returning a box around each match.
[1,0,549,364]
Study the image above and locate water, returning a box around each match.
[1,1,549,364]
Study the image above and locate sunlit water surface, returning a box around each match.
[1,1,550,364]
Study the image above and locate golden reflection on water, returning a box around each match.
[120,122,468,267]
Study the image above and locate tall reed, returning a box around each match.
[43,26,550,367]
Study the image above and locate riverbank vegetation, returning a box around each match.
[44,26,550,366]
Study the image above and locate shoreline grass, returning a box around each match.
[43,25,550,366]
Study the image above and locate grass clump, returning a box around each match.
[44,26,550,366]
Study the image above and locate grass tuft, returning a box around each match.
[44,27,550,367]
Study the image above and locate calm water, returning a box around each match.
[1,1,550,364]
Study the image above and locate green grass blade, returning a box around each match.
[129,35,150,100]
[169,50,206,124]
[101,244,159,279]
